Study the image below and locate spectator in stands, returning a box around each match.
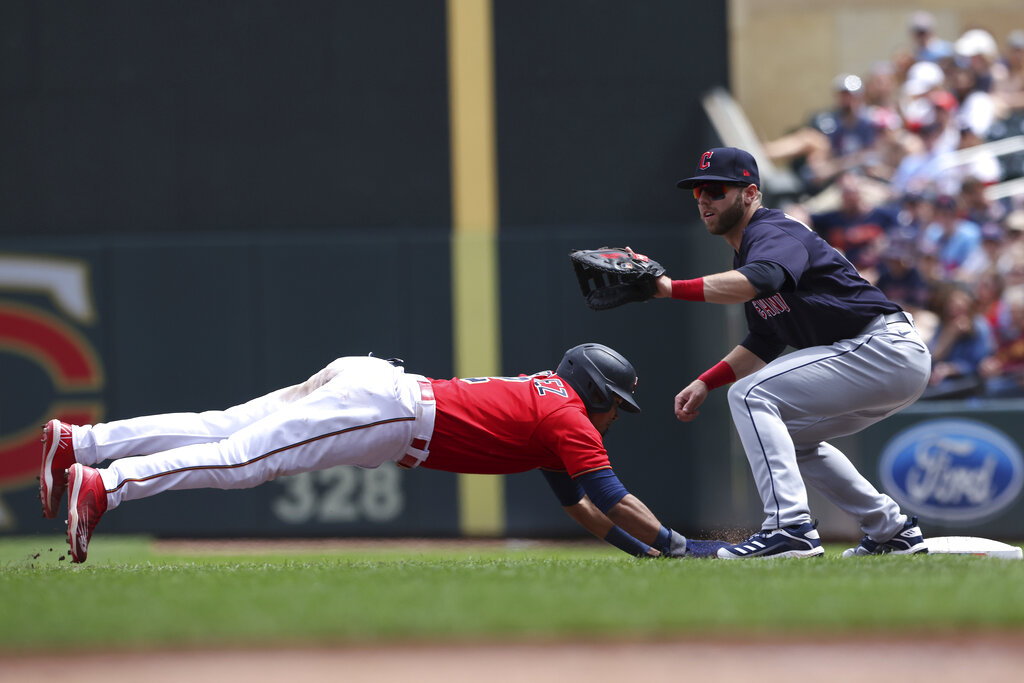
[950,35,999,140]
[994,214,1024,287]
[920,194,982,278]
[862,61,909,181]
[960,174,1006,226]
[809,172,897,275]
[926,93,1002,196]
[764,73,888,191]
[874,235,932,313]
[923,283,995,399]
[892,190,935,243]
[957,222,1007,284]
[899,61,950,135]
[909,11,953,65]
[889,101,960,196]
[915,240,945,291]
[819,74,883,159]
[955,29,1000,94]
[863,61,903,131]
[974,266,1006,330]
[994,29,1024,115]
[979,284,1024,397]
[929,90,963,153]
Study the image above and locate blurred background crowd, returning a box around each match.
[768,11,1024,401]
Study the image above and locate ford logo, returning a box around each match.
[879,419,1024,523]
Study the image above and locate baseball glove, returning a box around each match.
[570,247,665,310]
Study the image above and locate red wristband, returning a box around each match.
[698,360,736,390]
[671,278,705,301]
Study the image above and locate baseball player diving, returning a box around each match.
[40,343,726,563]
[573,147,931,559]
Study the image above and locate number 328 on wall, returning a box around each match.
[272,466,403,525]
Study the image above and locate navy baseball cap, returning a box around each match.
[677,147,760,189]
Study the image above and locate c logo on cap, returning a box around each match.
[699,151,713,170]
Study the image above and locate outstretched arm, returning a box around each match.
[542,469,686,558]
[653,271,758,304]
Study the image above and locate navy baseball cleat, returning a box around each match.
[842,516,928,557]
[717,521,825,559]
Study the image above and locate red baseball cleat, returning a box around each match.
[66,463,108,564]
[39,419,76,519]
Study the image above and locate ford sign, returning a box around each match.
[879,419,1024,523]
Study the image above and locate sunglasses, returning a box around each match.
[691,182,741,201]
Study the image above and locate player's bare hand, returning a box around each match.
[674,380,708,422]
[653,275,672,298]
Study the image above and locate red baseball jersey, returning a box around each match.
[421,372,611,477]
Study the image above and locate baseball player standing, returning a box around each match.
[40,344,725,563]
[658,147,931,559]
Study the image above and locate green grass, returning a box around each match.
[2,536,1023,652]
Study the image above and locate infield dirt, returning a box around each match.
[5,636,1024,682]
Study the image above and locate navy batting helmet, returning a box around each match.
[556,343,640,414]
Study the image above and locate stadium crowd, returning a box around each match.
[766,11,1024,401]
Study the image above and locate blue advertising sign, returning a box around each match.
[879,419,1024,524]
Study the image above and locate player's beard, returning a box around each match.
[705,192,746,236]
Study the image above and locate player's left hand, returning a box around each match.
[662,528,689,557]
[652,274,672,298]
[569,246,666,310]
[674,380,708,422]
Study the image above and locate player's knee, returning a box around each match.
[726,379,750,412]
[727,376,779,418]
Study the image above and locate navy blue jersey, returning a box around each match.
[736,208,900,361]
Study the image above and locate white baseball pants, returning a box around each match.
[728,313,931,540]
[71,356,435,510]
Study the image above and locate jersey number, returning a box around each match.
[533,377,568,398]
[462,374,568,398]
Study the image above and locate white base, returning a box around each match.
[924,536,1023,559]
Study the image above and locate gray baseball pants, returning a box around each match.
[728,312,931,540]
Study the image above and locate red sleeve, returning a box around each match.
[531,406,611,477]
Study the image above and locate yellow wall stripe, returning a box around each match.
[447,0,504,536]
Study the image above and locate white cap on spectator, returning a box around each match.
[955,29,999,60]
[908,60,945,86]
[1009,30,1024,50]
[903,61,945,97]
[903,79,931,97]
